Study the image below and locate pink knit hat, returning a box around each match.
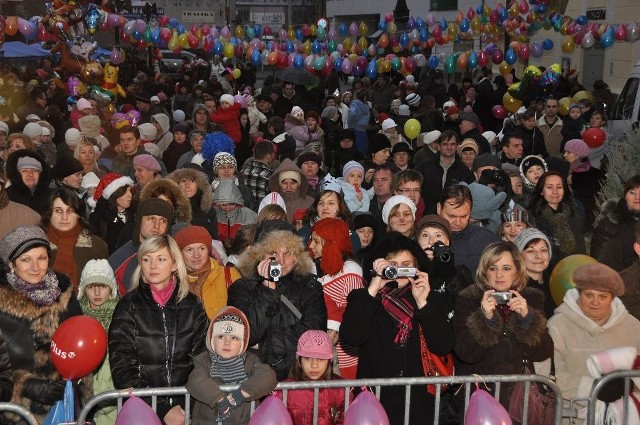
[296,330,333,360]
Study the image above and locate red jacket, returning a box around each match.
[210,103,241,143]
[273,376,351,425]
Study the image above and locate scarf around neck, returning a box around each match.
[380,283,414,346]
[540,204,576,256]
[209,352,247,383]
[8,268,61,306]
[48,223,82,291]
[149,279,176,307]
[188,259,212,299]
[80,296,119,330]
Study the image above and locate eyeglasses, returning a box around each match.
[398,188,421,195]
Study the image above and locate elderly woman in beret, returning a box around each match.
[0,225,83,423]
[536,263,640,423]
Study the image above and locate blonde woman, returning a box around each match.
[109,235,208,425]
[74,140,104,178]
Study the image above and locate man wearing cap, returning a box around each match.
[5,149,53,214]
[498,132,524,166]
[53,156,85,195]
[0,177,41,239]
[472,153,503,184]
[459,111,491,154]
[108,198,174,294]
[419,130,474,215]
[412,130,442,171]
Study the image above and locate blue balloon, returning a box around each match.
[537,4,547,13]
[214,41,223,55]
[505,47,517,65]
[366,64,377,79]
[169,18,178,28]
[152,28,161,44]
[576,15,587,25]
[254,25,262,37]
[177,24,186,34]
[295,28,303,41]
[266,41,273,50]
[428,55,439,68]
[468,51,478,68]
[459,18,469,33]
[312,40,321,54]
[339,23,348,36]
[499,8,508,22]
[294,54,304,69]
[600,27,614,48]
[378,20,387,32]
[416,17,425,29]
[399,32,409,47]
[440,18,447,31]
[419,28,428,42]
[476,6,483,14]
[285,41,295,53]
[334,57,342,72]
[131,30,142,40]
[251,50,261,66]
[542,38,554,50]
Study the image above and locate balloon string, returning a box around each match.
[471,374,490,391]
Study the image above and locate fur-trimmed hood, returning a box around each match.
[596,198,640,227]
[168,168,213,213]
[236,229,314,278]
[5,149,52,195]
[140,178,193,223]
[267,158,310,196]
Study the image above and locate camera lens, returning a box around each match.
[383,266,397,279]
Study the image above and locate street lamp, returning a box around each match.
[142,2,157,69]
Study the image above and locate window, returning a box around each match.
[430,0,458,11]
[612,78,638,121]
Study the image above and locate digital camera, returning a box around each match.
[491,291,513,305]
[432,241,452,263]
[268,258,282,282]
[382,266,417,280]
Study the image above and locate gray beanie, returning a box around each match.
[514,228,553,258]
[0,225,50,263]
[78,259,118,300]
[23,122,43,139]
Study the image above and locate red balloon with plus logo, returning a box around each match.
[51,316,107,379]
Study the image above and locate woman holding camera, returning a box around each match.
[228,220,327,381]
[453,241,553,411]
[340,232,453,424]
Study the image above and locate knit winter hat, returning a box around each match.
[513,228,552,258]
[342,161,364,180]
[405,93,421,107]
[296,330,333,360]
[381,118,397,130]
[296,151,322,168]
[258,192,287,214]
[306,110,321,124]
[220,94,235,105]
[564,139,590,158]
[53,156,83,180]
[89,173,134,208]
[398,105,411,117]
[352,213,376,231]
[78,259,118,300]
[150,96,160,104]
[76,98,92,111]
[0,225,50,263]
[212,152,237,173]
[279,170,301,184]
[16,156,42,172]
[472,153,501,172]
[65,128,84,147]
[23,122,43,139]
[416,214,451,239]
[458,139,480,156]
[381,195,417,225]
[206,306,250,356]
[78,115,101,138]
[174,225,213,251]
[311,218,352,276]
[133,154,161,172]
[172,110,186,123]
[138,123,157,141]
[133,199,174,243]
[368,133,391,154]
[81,172,100,190]
[573,263,624,297]
[173,122,189,134]
[390,99,402,110]
[291,106,304,119]
[321,106,338,119]
[445,105,460,117]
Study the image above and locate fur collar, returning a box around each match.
[0,276,72,321]
[236,230,313,278]
[597,198,639,226]
[140,178,193,223]
[168,168,213,213]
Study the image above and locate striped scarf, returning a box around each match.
[209,352,248,384]
[380,283,414,346]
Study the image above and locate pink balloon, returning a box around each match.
[344,390,389,425]
[465,389,512,425]
[115,396,161,425]
[234,94,247,108]
[491,105,507,119]
[341,58,353,74]
[249,395,292,425]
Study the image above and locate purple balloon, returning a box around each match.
[115,397,161,425]
[530,42,543,58]
[344,390,390,425]
[234,95,247,108]
[465,389,512,425]
[249,395,292,425]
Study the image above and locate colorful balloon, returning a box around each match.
[549,255,598,305]
[51,316,107,379]
[465,388,512,425]
[115,397,161,425]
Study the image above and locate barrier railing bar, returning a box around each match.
[586,370,640,425]
[0,403,39,425]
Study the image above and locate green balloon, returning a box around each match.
[444,55,456,74]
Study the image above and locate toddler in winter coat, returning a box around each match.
[337,161,371,213]
[560,104,585,151]
[274,330,352,425]
[186,306,277,425]
[245,95,268,139]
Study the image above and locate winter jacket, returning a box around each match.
[321,117,342,152]
[210,103,242,143]
[268,159,315,223]
[591,199,640,271]
[5,149,53,215]
[0,333,11,403]
[620,260,640,321]
[162,139,192,173]
[347,100,370,132]
[0,273,84,423]
[239,159,273,203]
[229,231,327,381]
[450,224,501,273]
[338,179,370,213]
[537,116,564,157]
[454,285,553,409]
[109,282,208,420]
[370,83,396,113]
[89,196,134,255]
[168,168,219,239]
[213,180,258,243]
[535,289,640,422]
[152,113,174,154]
[190,258,242,319]
[419,154,475,215]
[514,124,548,157]
[247,105,268,136]
[111,145,146,178]
[285,115,317,152]
[274,376,351,425]
[340,285,454,425]
[570,165,604,231]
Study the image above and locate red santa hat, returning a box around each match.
[88,173,134,208]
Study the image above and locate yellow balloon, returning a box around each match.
[232,68,241,79]
[310,24,317,36]
[572,90,594,103]
[223,43,235,59]
[503,92,523,113]
[561,36,575,53]
[404,118,421,140]
[388,22,397,34]
[235,25,244,38]
[359,22,368,36]
[558,97,572,116]
[357,36,367,51]
[168,33,179,51]
[447,23,458,38]
[343,37,353,50]
[524,65,542,78]
[178,33,189,48]
[549,255,598,306]
[499,62,513,75]
[381,59,391,73]
[471,16,481,32]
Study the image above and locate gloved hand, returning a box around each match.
[216,396,233,421]
[597,378,629,403]
[22,378,65,405]
[227,388,246,407]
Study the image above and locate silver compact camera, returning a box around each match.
[491,291,513,305]
[268,258,282,282]
[382,266,417,280]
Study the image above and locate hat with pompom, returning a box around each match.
[89,173,134,208]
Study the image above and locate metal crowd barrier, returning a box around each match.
[586,369,640,425]
[0,403,39,425]
[77,374,564,425]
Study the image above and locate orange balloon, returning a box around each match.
[5,16,18,36]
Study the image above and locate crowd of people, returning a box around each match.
[0,55,639,425]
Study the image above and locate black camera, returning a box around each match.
[268,258,282,282]
[479,169,508,189]
[432,241,452,263]
[382,266,417,279]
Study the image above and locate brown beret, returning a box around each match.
[573,263,625,297]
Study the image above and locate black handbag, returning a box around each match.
[508,355,556,425]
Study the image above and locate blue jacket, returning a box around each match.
[348,100,370,131]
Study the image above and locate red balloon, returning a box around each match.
[492,105,507,119]
[51,316,107,379]
[582,127,606,148]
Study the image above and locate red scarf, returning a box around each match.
[47,223,82,292]
[380,284,414,346]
